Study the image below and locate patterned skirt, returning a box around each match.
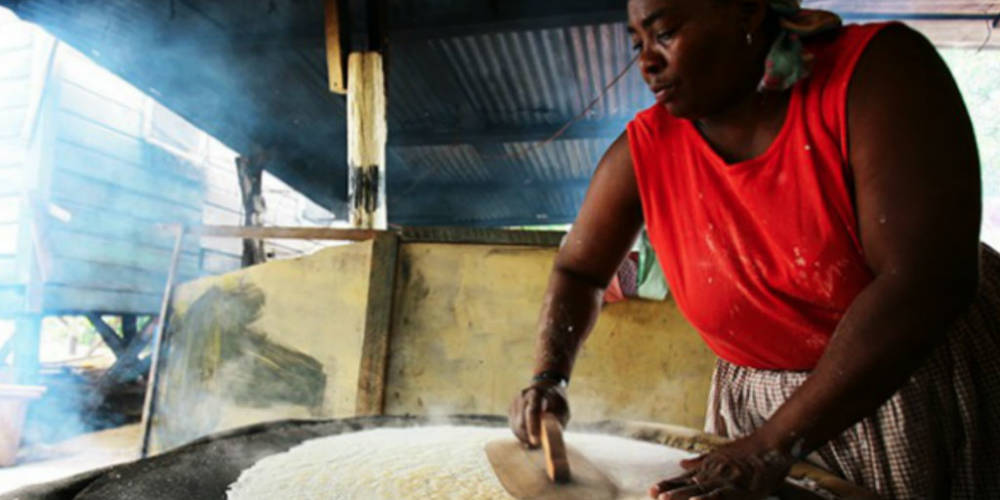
[705,244,1000,499]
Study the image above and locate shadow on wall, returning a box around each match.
[155,282,326,448]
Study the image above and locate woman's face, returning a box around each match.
[627,0,764,119]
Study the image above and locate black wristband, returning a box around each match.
[532,370,569,388]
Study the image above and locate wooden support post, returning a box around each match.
[355,232,398,415]
[14,315,41,385]
[86,313,126,358]
[236,155,267,266]
[324,0,347,94]
[347,51,387,229]
[97,317,157,392]
[121,314,138,345]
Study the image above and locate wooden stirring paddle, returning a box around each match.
[540,413,570,483]
[485,413,617,499]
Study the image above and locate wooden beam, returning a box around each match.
[97,317,156,392]
[236,155,267,267]
[86,313,127,358]
[325,0,347,94]
[355,232,399,415]
[190,225,382,241]
[347,51,388,229]
[398,226,565,246]
[121,314,138,345]
[189,225,568,245]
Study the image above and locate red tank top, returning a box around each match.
[627,23,892,370]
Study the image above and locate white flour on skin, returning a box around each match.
[227,426,695,499]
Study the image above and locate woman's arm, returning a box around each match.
[510,131,645,446]
[757,23,982,457]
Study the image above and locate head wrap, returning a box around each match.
[759,0,842,91]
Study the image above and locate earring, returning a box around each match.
[746,32,753,46]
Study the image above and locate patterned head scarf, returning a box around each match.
[759,0,843,91]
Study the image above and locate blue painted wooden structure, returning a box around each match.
[0,15,203,381]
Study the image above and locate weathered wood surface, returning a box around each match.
[87,312,126,357]
[347,50,387,229]
[190,225,566,247]
[355,232,398,416]
[236,154,266,267]
[485,439,617,500]
[140,224,185,458]
[325,0,347,94]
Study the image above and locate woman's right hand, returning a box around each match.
[508,381,570,448]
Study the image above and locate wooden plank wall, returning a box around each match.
[40,44,202,313]
[0,13,36,313]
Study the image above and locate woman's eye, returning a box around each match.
[631,41,643,52]
[656,30,675,42]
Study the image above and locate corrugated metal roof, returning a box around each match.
[3,0,997,227]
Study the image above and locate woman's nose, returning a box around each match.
[639,47,665,76]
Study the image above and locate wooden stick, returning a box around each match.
[541,413,571,483]
[139,223,185,458]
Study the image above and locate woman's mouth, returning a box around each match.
[653,84,677,103]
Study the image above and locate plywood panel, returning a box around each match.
[152,242,374,452]
[384,243,716,429]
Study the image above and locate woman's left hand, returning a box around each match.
[649,433,795,500]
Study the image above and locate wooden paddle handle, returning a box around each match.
[540,413,571,483]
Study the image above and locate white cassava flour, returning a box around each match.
[226,426,695,499]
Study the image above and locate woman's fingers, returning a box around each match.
[649,470,697,497]
[524,393,542,446]
[680,454,706,470]
[508,383,570,448]
[507,395,530,444]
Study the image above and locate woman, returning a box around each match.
[508,0,1000,498]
